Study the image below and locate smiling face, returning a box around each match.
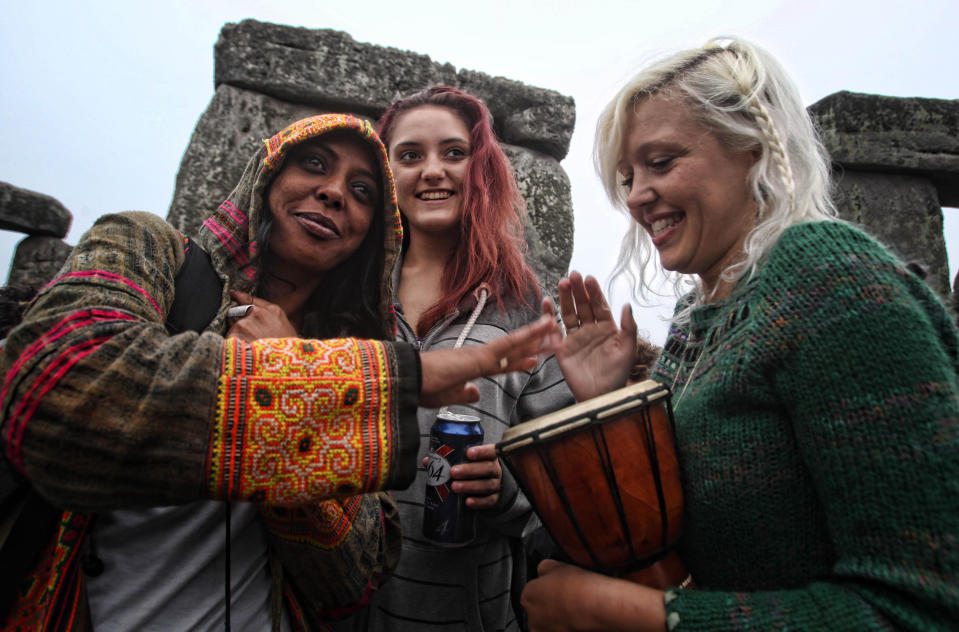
[266,130,380,291]
[618,95,758,295]
[387,105,471,241]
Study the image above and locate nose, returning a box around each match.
[625,174,655,223]
[422,152,445,181]
[316,175,346,210]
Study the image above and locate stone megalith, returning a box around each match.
[1,182,74,287]
[167,19,576,292]
[810,91,959,299]
[1,182,72,238]
[8,236,74,289]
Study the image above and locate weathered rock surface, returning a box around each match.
[8,235,73,288]
[168,85,327,234]
[811,91,959,206]
[171,20,577,290]
[832,170,949,296]
[214,19,575,160]
[0,181,72,238]
[503,145,573,293]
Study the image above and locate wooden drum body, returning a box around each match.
[496,380,688,588]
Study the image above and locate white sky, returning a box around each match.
[2,0,957,345]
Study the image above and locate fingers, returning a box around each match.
[230,289,254,305]
[419,315,554,407]
[569,272,594,324]
[453,444,502,508]
[452,445,500,480]
[419,382,481,409]
[583,275,614,324]
[483,314,556,371]
[557,272,614,335]
[558,276,578,332]
[537,558,567,576]
[465,443,498,463]
[621,304,638,340]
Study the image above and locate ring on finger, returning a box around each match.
[227,304,254,321]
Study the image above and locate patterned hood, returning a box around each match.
[194,113,402,338]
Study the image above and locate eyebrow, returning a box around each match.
[392,137,469,148]
[303,140,379,182]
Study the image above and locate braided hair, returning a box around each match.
[595,37,837,311]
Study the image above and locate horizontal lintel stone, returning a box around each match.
[214,19,574,160]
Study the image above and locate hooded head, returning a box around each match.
[198,114,402,339]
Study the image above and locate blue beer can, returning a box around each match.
[423,411,484,545]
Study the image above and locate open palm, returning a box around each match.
[544,273,639,402]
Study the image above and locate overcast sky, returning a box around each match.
[2,0,957,344]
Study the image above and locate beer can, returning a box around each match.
[423,411,484,545]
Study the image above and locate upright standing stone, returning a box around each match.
[168,19,576,292]
[810,91,959,301]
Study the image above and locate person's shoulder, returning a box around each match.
[80,211,181,246]
[759,220,938,316]
[774,221,894,262]
[91,211,176,232]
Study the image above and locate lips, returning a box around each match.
[417,190,453,200]
[295,212,340,238]
[649,213,684,238]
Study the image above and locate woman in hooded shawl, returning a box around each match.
[0,113,554,631]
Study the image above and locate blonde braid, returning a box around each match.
[747,97,796,215]
[722,46,797,215]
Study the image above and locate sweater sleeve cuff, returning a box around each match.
[384,340,420,491]
[208,337,419,503]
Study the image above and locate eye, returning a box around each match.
[445,146,469,160]
[649,156,674,170]
[397,150,420,162]
[351,181,377,205]
[300,152,329,173]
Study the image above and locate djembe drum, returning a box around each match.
[496,380,690,588]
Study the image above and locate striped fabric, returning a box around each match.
[332,292,575,632]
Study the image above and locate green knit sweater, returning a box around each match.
[652,221,959,630]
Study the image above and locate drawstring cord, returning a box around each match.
[438,285,489,416]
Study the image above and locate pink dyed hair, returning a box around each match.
[376,86,539,333]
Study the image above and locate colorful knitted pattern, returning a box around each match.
[2,512,91,631]
[210,337,401,504]
[652,221,959,630]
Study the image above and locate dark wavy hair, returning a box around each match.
[376,86,539,333]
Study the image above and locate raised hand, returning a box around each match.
[544,272,638,401]
[419,314,557,408]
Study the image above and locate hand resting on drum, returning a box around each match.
[542,272,639,401]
